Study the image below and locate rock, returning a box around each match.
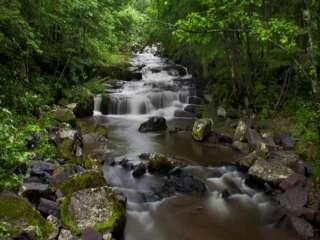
[184,104,198,114]
[0,192,54,239]
[75,119,108,138]
[22,226,37,239]
[232,141,250,154]
[166,172,207,195]
[246,128,268,153]
[239,151,264,168]
[206,132,233,144]
[262,133,277,150]
[37,198,60,217]
[81,133,108,169]
[278,185,308,214]
[276,133,295,149]
[217,106,227,118]
[72,96,94,118]
[51,107,76,123]
[268,150,300,169]
[81,228,104,240]
[138,116,168,132]
[118,158,134,170]
[57,170,106,196]
[58,229,77,240]
[248,159,294,185]
[290,216,314,238]
[100,94,110,115]
[47,215,61,240]
[19,182,51,203]
[192,118,213,142]
[234,120,250,142]
[60,187,126,236]
[26,132,42,149]
[132,163,147,178]
[52,165,85,184]
[174,110,196,118]
[142,153,174,174]
[30,162,56,176]
[279,173,306,191]
[103,233,113,240]
[188,96,203,105]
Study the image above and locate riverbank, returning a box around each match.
[1,47,319,240]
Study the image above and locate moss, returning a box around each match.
[58,139,75,161]
[60,187,125,235]
[60,196,81,234]
[57,170,106,196]
[76,119,108,138]
[49,107,76,124]
[0,193,53,239]
[63,86,93,105]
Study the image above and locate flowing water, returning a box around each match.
[91,46,297,240]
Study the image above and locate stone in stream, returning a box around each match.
[278,185,308,214]
[132,163,147,178]
[37,198,60,217]
[192,118,213,142]
[248,159,294,185]
[289,216,314,238]
[19,182,54,204]
[52,164,85,185]
[138,116,168,132]
[141,153,174,174]
[184,104,198,114]
[232,141,250,154]
[268,150,300,169]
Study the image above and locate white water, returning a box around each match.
[95,46,194,119]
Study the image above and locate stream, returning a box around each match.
[91,47,297,240]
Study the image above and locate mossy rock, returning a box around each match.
[50,107,76,124]
[0,192,53,239]
[58,138,75,161]
[76,119,108,138]
[60,187,126,235]
[63,86,94,118]
[57,170,106,196]
[192,118,213,142]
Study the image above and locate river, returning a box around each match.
[91,46,297,240]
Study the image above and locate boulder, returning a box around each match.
[140,153,174,174]
[290,216,314,238]
[163,65,187,76]
[37,198,60,217]
[232,141,250,154]
[63,87,94,118]
[47,215,62,240]
[138,117,167,132]
[262,133,277,149]
[279,173,306,191]
[60,187,126,236]
[234,120,249,142]
[132,163,147,178]
[192,118,213,142]
[52,165,85,184]
[246,128,268,153]
[268,150,300,169]
[239,151,264,168]
[19,182,52,203]
[50,107,76,123]
[174,110,196,118]
[58,229,77,240]
[0,192,54,239]
[57,170,106,196]
[248,159,294,185]
[81,133,108,169]
[278,185,308,214]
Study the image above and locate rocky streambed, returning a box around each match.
[1,46,320,240]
